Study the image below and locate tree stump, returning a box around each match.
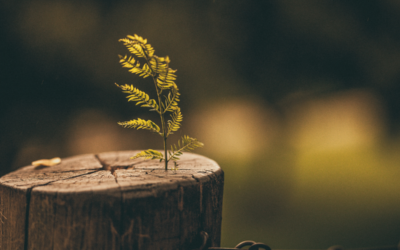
[0,151,224,250]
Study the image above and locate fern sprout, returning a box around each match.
[115,34,203,170]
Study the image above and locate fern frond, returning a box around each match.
[118,118,160,134]
[116,83,159,112]
[130,149,163,160]
[156,68,177,90]
[122,41,145,58]
[168,135,204,161]
[149,56,169,75]
[119,34,155,58]
[167,108,182,136]
[127,34,147,44]
[119,55,152,78]
[118,54,136,68]
[163,87,180,113]
[117,34,204,170]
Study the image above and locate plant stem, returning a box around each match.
[142,50,169,170]
[156,91,168,171]
[150,72,168,170]
[163,133,168,170]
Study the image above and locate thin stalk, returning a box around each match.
[163,130,168,170]
[142,49,169,170]
[154,81,168,170]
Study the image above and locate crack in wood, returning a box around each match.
[94,154,120,185]
[96,154,125,246]
[23,187,32,250]
[34,170,102,188]
[94,154,109,170]
[121,220,134,247]
[191,174,200,182]
[0,211,6,224]
[94,154,137,178]
[21,169,101,250]
[42,169,100,174]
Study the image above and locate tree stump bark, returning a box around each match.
[0,151,224,250]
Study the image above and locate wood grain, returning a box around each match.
[0,151,224,250]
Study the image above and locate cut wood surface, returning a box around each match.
[0,151,224,250]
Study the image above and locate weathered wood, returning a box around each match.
[0,151,224,250]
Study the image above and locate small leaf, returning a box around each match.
[167,107,183,136]
[116,84,159,112]
[168,135,204,161]
[119,34,155,59]
[156,68,177,90]
[163,87,180,113]
[118,118,161,134]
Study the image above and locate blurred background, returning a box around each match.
[1,0,400,248]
